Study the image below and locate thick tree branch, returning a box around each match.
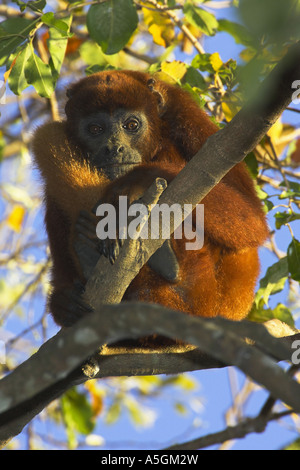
[1,41,300,447]
[0,304,300,448]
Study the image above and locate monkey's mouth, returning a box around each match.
[101,162,139,167]
[99,161,141,167]
[98,162,140,180]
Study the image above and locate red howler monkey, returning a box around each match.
[32,70,268,330]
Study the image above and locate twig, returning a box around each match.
[165,409,294,450]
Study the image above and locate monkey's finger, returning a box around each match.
[108,240,119,264]
[75,219,97,240]
[98,239,109,257]
[78,209,97,227]
[76,233,100,255]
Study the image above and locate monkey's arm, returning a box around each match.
[45,199,96,326]
[44,196,79,288]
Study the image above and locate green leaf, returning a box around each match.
[24,45,56,98]
[61,388,95,448]
[263,199,274,213]
[191,53,219,74]
[184,66,207,90]
[255,257,289,306]
[87,0,138,55]
[278,179,300,199]
[287,238,300,282]
[12,0,46,12]
[218,19,256,48]
[7,43,31,95]
[183,4,218,36]
[41,12,71,34]
[244,152,258,178]
[182,83,207,108]
[248,302,295,328]
[255,185,269,201]
[0,17,38,65]
[47,16,72,78]
[272,303,295,327]
[274,211,300,229]
[26,0,46,13]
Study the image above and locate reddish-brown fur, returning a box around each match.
[32,70,268,327]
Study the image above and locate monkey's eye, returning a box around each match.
[123,119,139,132]
[88,124,103,135]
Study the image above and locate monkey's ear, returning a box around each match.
[147,78,166,116]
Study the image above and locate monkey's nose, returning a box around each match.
[105,145,124,155]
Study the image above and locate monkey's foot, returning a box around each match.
[148,239,180,282]
[98,236,124,265]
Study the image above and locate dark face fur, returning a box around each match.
[65,71,165,180]
[78,109,148,179]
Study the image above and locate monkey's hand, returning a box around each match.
[96,202,180,283]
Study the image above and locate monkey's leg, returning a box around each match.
[216,247,260,320]
[50,282,93,327]
[148,240,180,282]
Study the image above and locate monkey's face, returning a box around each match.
[77,109,149,180]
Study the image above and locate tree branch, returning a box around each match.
[0,303,300,448]
[166,409,293,450]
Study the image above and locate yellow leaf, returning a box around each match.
[7,205,25,232]
[154,61,187,84]
[143,8,174,47]
[85,381,104,417]
[210,52,223,72]
[265,120,297,158]
[222,101,240,121]
[268,119,283,142]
